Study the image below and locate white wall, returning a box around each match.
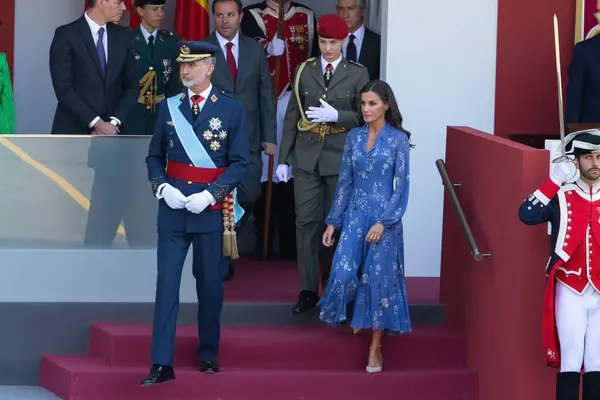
[381,0,498,276]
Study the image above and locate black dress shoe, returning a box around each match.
[200,361,220,373]
[292,290,319,315]
[140,364,175,386]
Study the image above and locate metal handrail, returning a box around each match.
[435,159,491,261]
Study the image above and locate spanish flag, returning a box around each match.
[174,0,210,40]
[83,0,141,27]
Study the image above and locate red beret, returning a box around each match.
[317,14,349,40]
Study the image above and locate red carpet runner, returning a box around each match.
[39,260,478,399]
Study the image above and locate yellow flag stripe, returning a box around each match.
[195,0,209,12]
[0,138,126,237]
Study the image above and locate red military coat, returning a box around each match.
[240,1,318,96]
[519,177,600,367]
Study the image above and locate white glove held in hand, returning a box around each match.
[162,185,188,209]
[275,164,291,182]
[306,99,339,123]
[552,160,576,184]
[185,191,213,214]
[267,35,285,56]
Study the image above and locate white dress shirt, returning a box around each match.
[187,85,213,111]
[139,24,158,44]
[321,55,342,74]
[215,31,239,67]
[343,24,365,61]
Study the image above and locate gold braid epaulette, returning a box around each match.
[294,59,319,132]
[139,70,158,113]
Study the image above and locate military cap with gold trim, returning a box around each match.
[176,41,221,63]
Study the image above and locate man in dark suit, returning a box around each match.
[141,41,250,385]
[566,34,600,124]
[49,0,138,134]
[203,0,276,218]
[336,0,381,81]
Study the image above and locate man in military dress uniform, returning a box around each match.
[519,130,600,399]
[141,41,249,385]
[241,0,318,260]
[123,0,181,135]
[277,14,369,315]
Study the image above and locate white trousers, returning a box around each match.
[556,282,600,372]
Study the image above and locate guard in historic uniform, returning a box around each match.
[141,41,249,385]
[122,0,181,135]
[277,14,369,315]
[519,130,600,399]
[240,0,318,260]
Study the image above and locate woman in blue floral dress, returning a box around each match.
[318,80,412,373]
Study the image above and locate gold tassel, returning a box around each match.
[228,199,239,259]
[221,194,239,260]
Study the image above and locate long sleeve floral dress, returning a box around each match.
[317,123,412,334]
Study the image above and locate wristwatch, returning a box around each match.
[110,119,120,127]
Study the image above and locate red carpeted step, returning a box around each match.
[223,259,441,302]
[88,324,466,370]
[41,354,478,400]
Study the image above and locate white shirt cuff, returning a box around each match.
[89,116,101,128]
[110,117,121,126]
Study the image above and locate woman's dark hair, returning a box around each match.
[359,80,412,141]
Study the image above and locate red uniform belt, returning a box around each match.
[166,161,227,210]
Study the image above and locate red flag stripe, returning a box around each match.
[174,0,210,41]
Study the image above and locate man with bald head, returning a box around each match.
[336,0,381,81]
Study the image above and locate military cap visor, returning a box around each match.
[564,129,600,156]
[134,0,166,6]
[176,41,221,63]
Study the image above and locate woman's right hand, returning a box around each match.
[322,224,336,247]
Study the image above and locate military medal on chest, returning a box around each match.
[203,117,228,152]
[289,25,307,50]
[162,59,172,83]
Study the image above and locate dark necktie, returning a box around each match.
[346,34,357,62]
[148,34,155,58]
[324,63,334,88]
[191,95,204,121]
[97,27,107,76]
[226,42,238,84]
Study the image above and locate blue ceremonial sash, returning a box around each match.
[167,96,244,223]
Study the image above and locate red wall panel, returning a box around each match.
[0,0,15,81]
[440,127,555,400]
[494,0,576,138]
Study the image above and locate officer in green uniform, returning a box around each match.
[122,0,181,135]
[277,14,370,315]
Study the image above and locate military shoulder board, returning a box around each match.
[348,60,365,68]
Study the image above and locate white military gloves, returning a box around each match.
[185,191,213,214]
[275,164,291,182]
[551,160,577,184]
[306,99,338,123]
[159,184,214,214]
[267,35,285,56]
[160,184,188,209]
